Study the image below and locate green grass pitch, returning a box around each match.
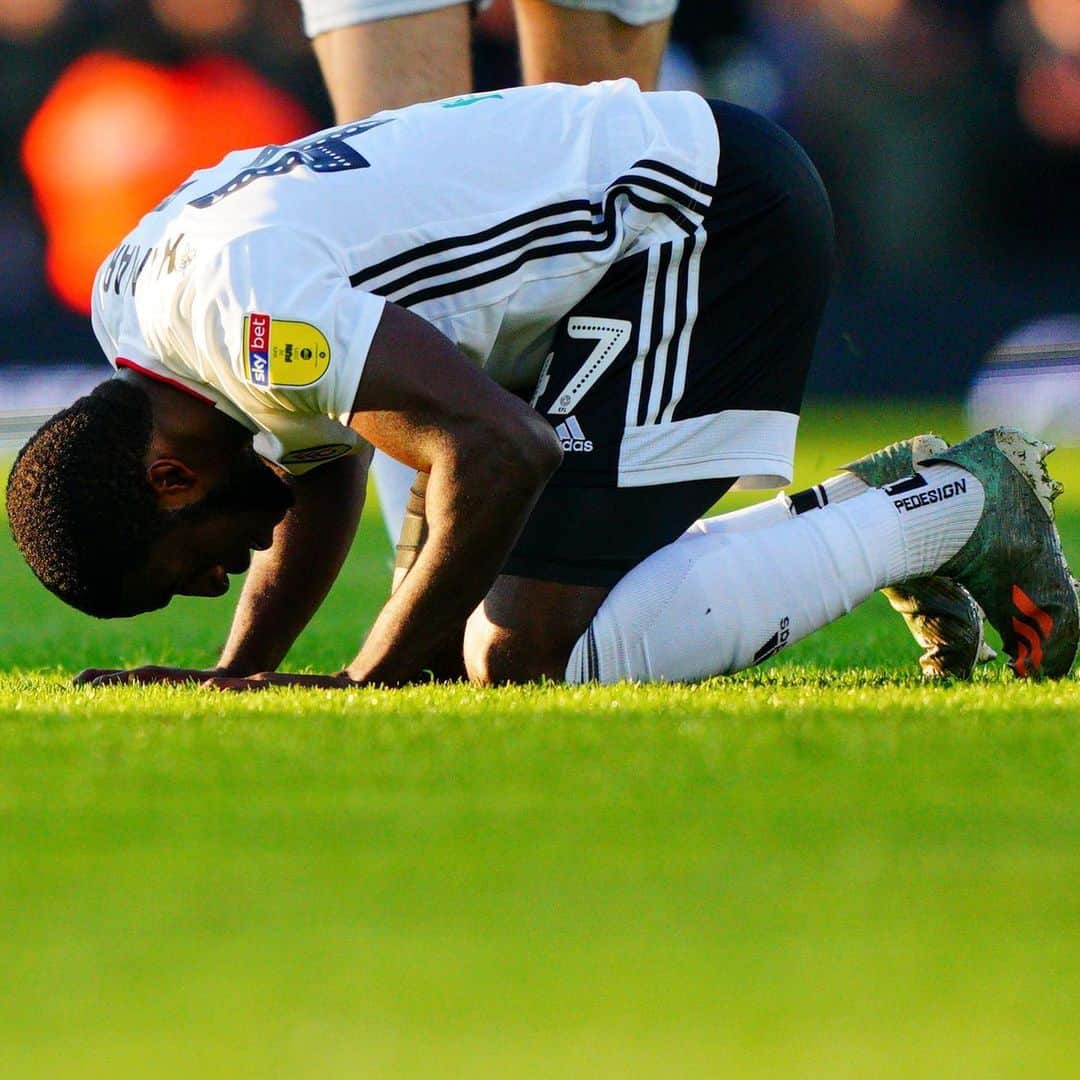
[2,401,1079,1077]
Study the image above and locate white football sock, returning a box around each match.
[681,472,868,540]
[566,465,985,683]
[884,464,985,579]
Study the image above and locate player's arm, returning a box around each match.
[215,447,372,676]
[99,302,558,692]
[341,301,562,685]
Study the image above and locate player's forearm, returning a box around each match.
[217,453,370,675]
[217,550,333,676]
[345,436,559,685]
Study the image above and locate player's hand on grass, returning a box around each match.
[201,672,358,691]
[75,666,228,687]
[75,667,358,690]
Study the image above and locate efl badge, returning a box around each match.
[244,313,331,388]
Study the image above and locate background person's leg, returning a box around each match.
[302,1,474,547]
[301,0,680,551]
[513,0,672,89]
[371,451,419,551]
[306,2,473,119]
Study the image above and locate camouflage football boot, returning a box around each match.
[921,427,1079,679]
[841,433,993,680]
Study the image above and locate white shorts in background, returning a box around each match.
[530,0,677,26]
[300,0,677,37]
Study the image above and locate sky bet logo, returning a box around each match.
[243,312,331,388]
[246,313,271,386]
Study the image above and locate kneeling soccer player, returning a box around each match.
[7,82,1078,686]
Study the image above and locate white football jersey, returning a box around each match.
[91,80,719,473]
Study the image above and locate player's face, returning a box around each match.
[119,451,295,614]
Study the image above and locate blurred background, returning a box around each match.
[0,0,1077,433]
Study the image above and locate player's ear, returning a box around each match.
[146,458,199,503]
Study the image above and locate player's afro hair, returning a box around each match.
[5,379,164,618]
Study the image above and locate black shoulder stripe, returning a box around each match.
[393,232,615,308]
[607,171,711,216]
[635,158,716,197]
[607,186,698,234]
[388,181,702,309]
[393,190,697,309]
[349,163,709,307]
[375,215,599,300]
[349,198,593,288]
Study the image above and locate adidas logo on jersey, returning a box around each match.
[554,415,593,452]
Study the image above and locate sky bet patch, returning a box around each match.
[244,313,331,388]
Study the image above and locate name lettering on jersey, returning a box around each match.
[113,245,134,291]
[100,236,192,299]
[130,246,154,294]
[160,233,186,276]
[243,313,331,388]
[190,120,392,209]
[100,243,154,296]
[100,246,122,293]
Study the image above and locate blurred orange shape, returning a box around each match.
[0,0,67,42]
[150,0,254,40]
[1027,0,1080,56]
[1017,57,1080,146]
[21,51,313,313]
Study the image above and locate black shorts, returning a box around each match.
[504,100,835,587]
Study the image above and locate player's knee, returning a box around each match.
[506,412,564,488]
[463,613,567,686]
[462,635,507,686]
[462,619,521,685]
[461,622,505,685]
